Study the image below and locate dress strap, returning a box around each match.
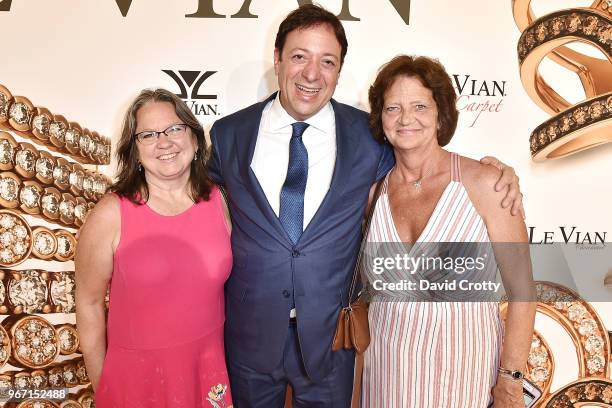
[450,152,461,182]
[381,170,392,194]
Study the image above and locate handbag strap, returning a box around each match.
[346,177,386,304]
[350,353,364,408]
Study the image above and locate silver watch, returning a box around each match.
[498,367,524,380]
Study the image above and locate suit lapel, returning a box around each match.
[236,93,293,248]
[299,100,361,246]
[236,96,362,248]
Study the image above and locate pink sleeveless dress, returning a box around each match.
[95,187,234,408]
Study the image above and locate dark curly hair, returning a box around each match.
[112,88,212,204]
[275,3,348,67]
[368,55,458,146]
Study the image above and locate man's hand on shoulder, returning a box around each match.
[480,156,524,218]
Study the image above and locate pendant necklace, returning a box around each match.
[393,168,429,191]
[411,168,432,190]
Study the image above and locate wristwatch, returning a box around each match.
[498,367,524,380]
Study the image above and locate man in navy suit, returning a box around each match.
[208,5,521,407]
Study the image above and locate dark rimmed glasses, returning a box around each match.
[135,124,189,145]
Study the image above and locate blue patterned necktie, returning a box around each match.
[279,122,310,244]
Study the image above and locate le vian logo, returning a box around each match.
[452,74,507,128]
[0,0,411,24]
[528,226,607,245]
[163,70,220,117]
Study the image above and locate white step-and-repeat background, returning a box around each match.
[0,0,610,405]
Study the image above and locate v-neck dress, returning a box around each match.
[94,187,234,408]
[361,153,503,408]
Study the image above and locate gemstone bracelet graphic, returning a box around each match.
[513,0,611,161]
[500,281,612,406]
[0,85,111,166]
[0,84,108,403]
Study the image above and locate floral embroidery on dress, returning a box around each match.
[206,383,232,408]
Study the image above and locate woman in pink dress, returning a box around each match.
[76,89,233,407]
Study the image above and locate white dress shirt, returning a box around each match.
[250,95,337,231]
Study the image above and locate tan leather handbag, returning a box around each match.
[332,179,384,354]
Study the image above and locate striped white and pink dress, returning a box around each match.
[361,153,503,408]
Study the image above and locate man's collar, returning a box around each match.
[268,93,334,133]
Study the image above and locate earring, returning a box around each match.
[193,151,198,161]
[138,162,142,172]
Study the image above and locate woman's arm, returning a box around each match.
[464,159,536,408]
[75,194,120,391]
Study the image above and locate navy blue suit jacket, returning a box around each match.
[209,93,393,381]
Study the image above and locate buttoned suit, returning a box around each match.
[208,92,393,406]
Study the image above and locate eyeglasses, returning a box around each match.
[135,123,189,145]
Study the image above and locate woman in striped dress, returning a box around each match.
[361,56,535,408]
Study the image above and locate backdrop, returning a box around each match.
[0,0,610,406]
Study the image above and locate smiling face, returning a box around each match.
[274,23,342,121]
[134,101,197,184]
[382,75,440,151]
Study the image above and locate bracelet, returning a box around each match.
[0,210,77,268]
[32,226,76,263]
[0,171,97,228]
[498,371,524,383]
[0,132,110,201]
[0,270,75,314]
[0,85,110,165]
[0,357,89,393]
[1,315,79,369]
[498,366,525,380]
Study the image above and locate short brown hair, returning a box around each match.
[368,55,458,146]
[275,4,348,66]
[112,88,212,204]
